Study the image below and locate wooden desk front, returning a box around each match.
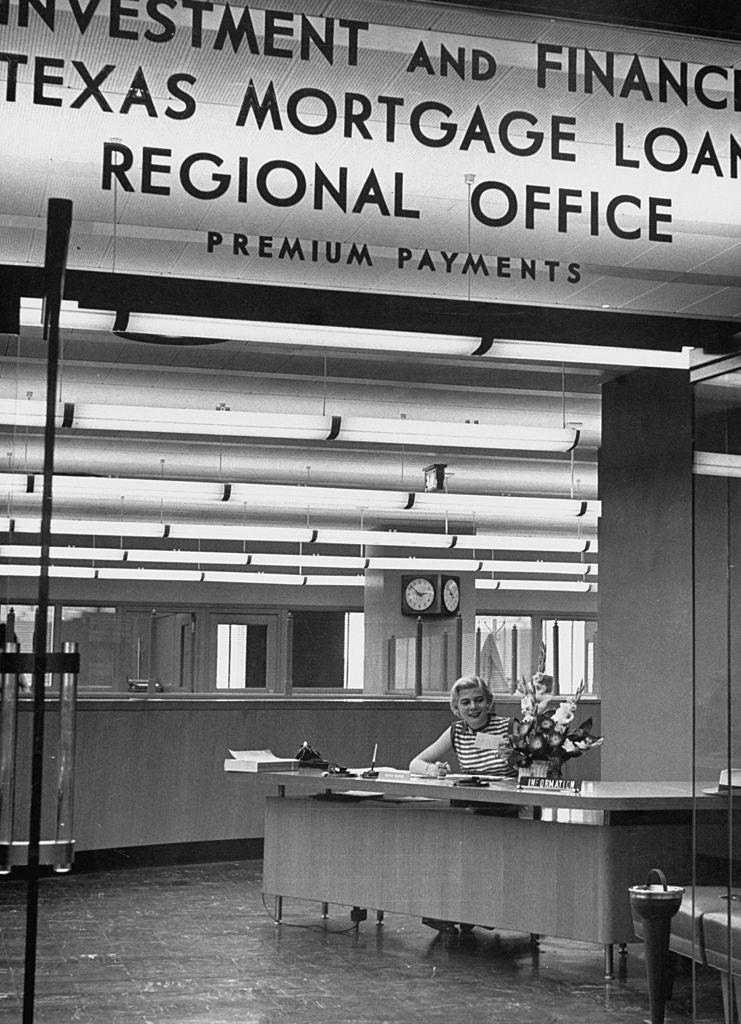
[258,773,725,947]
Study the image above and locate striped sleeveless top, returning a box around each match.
[450,714,516,778]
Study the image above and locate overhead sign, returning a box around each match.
[0,0,739,315]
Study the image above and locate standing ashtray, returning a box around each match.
[629,868,684,1024]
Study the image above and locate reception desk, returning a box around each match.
[257,772,725,975]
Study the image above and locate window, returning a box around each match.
[213,614,278,691]
[475,615,533,692]
[541,619,598,695]
[216,623,268,689]
[343,612,364,689]
[59,606,117,693]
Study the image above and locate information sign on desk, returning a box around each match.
[518,777,581,793]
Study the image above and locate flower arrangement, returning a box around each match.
[499,672,604,778]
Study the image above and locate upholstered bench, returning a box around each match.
[669,887,741,1024]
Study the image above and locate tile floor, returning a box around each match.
[0,859,730,1024]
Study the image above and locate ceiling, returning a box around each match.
[0,315,607,590]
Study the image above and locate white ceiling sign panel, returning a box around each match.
[0,0,739,316]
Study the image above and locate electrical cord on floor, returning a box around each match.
[261,894,362,934]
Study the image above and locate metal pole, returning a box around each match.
[54,642,78,873]
[455,613,463,677]
[510,624,518,690]
[0,641,20,876]
[24,196,72,1024]
[414,617,423,696]
[284,611,293,695]
[552,621,560,695]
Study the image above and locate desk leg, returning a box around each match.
[321,902,329,918]
[273,896,283,923]
[604,944,614,979]
[719,972,735,1024]
[376,910,384,926]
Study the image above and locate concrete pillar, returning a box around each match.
[598,369,693,780]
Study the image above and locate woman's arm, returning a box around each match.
[409,728,454,777]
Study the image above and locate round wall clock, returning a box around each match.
[442,576,460,614]
[402,575,437,614]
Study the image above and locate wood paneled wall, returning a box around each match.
[12,697,601,852]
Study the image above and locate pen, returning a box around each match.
[362,743,379,778]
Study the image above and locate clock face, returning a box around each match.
[442,577,460,613]
[404,576,436,612]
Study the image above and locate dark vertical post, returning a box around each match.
[510,624,518,691]
[455,613,463,677]
[414,617,423,696]
[552,621,560,695]
[284,611,293,695]
[474,626,481,674]
[24,197,73,1024]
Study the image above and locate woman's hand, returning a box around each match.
[424,761,450,778]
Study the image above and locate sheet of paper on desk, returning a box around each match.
[224,749,300,772]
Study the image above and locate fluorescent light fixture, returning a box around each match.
[249,553,368,569]
[0,544,124,561]
[55,478,228,502]
[366,556,481,572]
[454,534,594,553]
[20,300,688,370]
[693,452,741,477]
[476,579,594,592]
[2,564,97,578]
[118,309,480,355]
[312,529,455,549]
[478,560,596,576]
[0,400,578,453]
[166,524,313,543]
[107,306,688,370]
[412,492,597,517]
[4,517,167,538]
[481,340,689,370]
[200,570,305,585]
[97,567,205,581]
[228,482,597,519]
[124,549,250,565]
[325,416,578,452]
[20,298,116,332]
[303,575,365,587]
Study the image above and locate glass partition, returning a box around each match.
[692,364,741,1021]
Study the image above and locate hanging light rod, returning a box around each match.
[0,399,579,453]
[1,561,593,590]
[3,473,599,519]
[476,579,594,592]
[19,299,690,370]
[0,546,596,575]
[0,563,360,586]
[2,518,597,553]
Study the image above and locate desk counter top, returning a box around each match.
[256,770,728,812]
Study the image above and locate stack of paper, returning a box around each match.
[224,749,300,773]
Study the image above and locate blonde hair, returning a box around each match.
[449,675,494,715]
